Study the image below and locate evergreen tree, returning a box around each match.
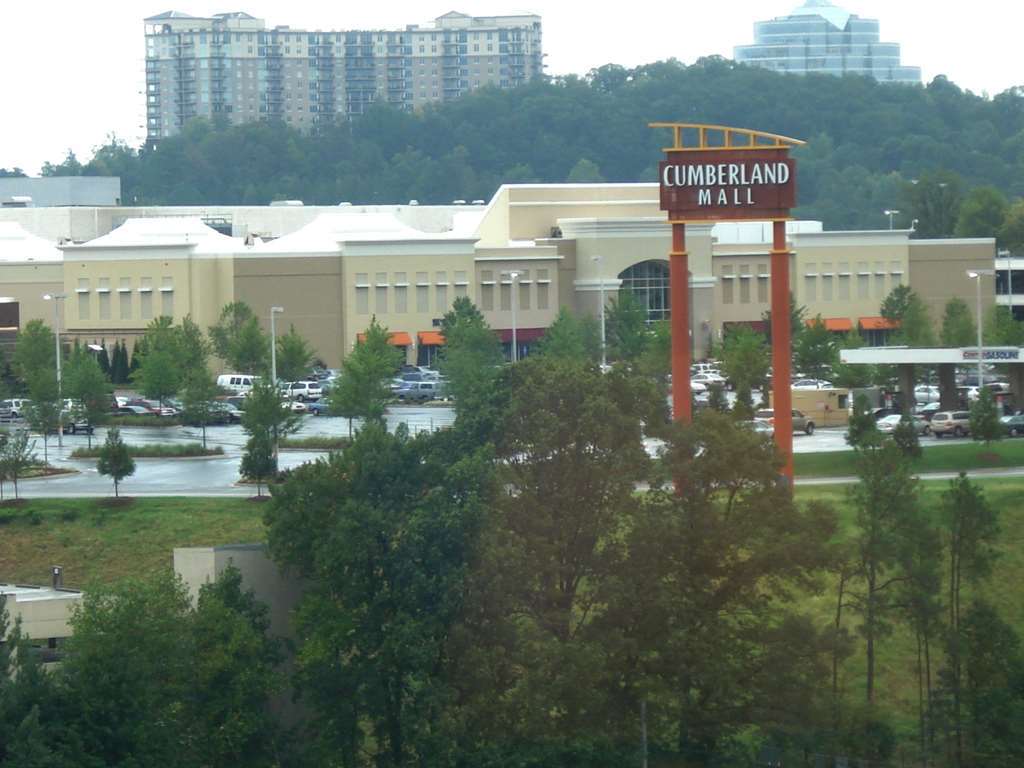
[969,388,1002,444]
[846,394,880,448]
[96,344,111,379]
[941,298,977,347]
[97,426,135,498]
[274,324,314,382]
[605,289,649,364]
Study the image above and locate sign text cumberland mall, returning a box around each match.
[658,148,797,222]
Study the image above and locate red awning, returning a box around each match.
[807,317,853,332]
[859,316,899,331]
[497,327,547,343]
[418,331,445,346]
[357,331,412,346]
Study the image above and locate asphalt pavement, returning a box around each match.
[4,406,988,498]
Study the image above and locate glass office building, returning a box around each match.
[734,0,921,84]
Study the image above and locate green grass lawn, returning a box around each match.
[795,438,1024,477]
[0,497,265,588]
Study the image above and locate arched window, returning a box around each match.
[617,260,670,323]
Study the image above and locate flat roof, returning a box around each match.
[841,347,1024,365]
[0,583,83,602]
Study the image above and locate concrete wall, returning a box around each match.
[1,585,82,642]
[910,239,997,333]
[0,177,121,207]
[234,254,343,368]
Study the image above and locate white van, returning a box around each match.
[216,374,258,395]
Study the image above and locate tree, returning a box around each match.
[209,302,268,374]
[134,347,181,407]
[969,387,1002,444]
[880,285,913,326]
[566,157,605,183]
[180,368,223,449]
[761,293,806,347]
[274,324,314,382]
[0,430,36,500]
[941,297,977,347]
[533,306,600,363]
[96,345,111,379]
[720,326,770,411]
[605,289,649,363]
[999,199,1024,253]
[437,297,503,427]
[795,316,837,379]
[328,317,401,430]
[984,305,1024,346]
[265,424,492,767]
[707,383,729,412]
[176,316,212,387]
[908,170,964,239]
[940,475,1000,766]
[62,347,110,449]
[832,332,876,389]
[240,377,300,494]
[848,440,919,704]
[96,426,135,498]
[12,320,55,386]
[900,292,937,347]
[955,186,1009,239]
[846,393,880,448]
[22,373,60,464]
[892,415,923,459]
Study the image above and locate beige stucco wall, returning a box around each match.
[473,246,562,334]
[791,232,910,325]
[2,590,81,641]
[711,248,775,332]
[505,184,662,242]
[910,239,996,331]
[340,242,479,365]
[0,262,64,329]
[233,253,343,368]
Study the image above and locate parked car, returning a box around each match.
[396,380,449,402]
[915,402,942,421]
[1001,413,1024,437]
[116,405,151,416]
[754,408,816,435]
[306,400,331,416]
[742,419,775,436]
[62,419,94,435]
[282,380,323,401]
[931,411,972,438]
[216,373,258,395]
[184,401,242,426]
[793,378,834,390]
[876,414,931,436]
[691,372,728,389]
[914,385,940,404]
[688,380,709,395]
[0,398,31,419]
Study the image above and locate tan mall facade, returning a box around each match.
[0,184,996,370]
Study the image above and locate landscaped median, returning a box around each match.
[69,443,224,459]
[794,438,1024,478]
[278,435,351,451]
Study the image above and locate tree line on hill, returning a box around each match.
[19,57,1024,239]
[3,296,1023,766]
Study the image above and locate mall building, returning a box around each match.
[0,184,996,369]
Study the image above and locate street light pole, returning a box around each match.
[884,209,900,230]
[967,270,995,392]
[43,293,68,449]
[270,306,284,385]
[592,255,606,368]
[503,271,522,362]
[999,249,1013,320]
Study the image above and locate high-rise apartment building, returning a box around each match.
[144,10,543,142]
[734,0,920,84]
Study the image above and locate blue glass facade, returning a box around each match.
[734,0,921,84]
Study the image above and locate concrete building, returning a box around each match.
[0,177,122,208]
[0,184,997,369]
[144,10,543,142]
[735,0,921,83]
[1,569,83,662]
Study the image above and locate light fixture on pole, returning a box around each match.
[884,209,900,230]
[43,292,68,449]
[270,306,284,385]
[999,249,1013,319]
[967,269,995,393]
[591,255,607,369]
[502,270,522,362]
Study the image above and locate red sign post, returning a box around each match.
[651,124,804,481]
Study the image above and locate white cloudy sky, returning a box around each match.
[1,1,1020,174]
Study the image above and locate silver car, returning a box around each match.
[876,414,931,436]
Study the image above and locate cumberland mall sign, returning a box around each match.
[652,124,801,222]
